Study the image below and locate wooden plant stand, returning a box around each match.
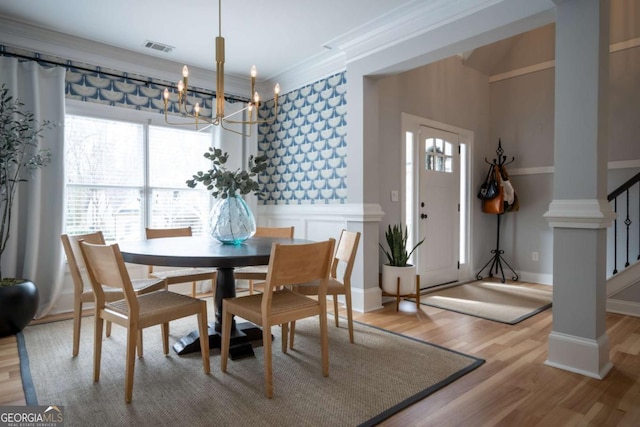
[381,274,421,311]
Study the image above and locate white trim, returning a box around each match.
[65,98,212,133]
[400,113,474,286]
[608,160,640,170]
[352,287,384,313]
[4,15,640,98]
[517,271,553,286]
[489,60,555,83]
[490,37,640,84]
[261,52,346,97]
[256,203,385,313]
[509,161,640,176]
[256,203,385,222]
[544,199,616,229]
[66,99,164,124]
[325,0,496,62]
[545,331,613,379]
[509,166,554,176]
[610,37,640,54]
[509,166,555,176]
[607,260,640,297]
[400,113,475,140]
[606,298,640,318]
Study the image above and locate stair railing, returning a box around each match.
[608,172,640,275]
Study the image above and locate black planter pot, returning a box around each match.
[0,279,39,337]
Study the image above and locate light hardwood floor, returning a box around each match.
[1,282,639,426]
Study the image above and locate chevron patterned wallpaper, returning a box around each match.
[1,46,348,206]
[257,72,347,205]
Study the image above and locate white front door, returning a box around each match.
[416,126,460,287]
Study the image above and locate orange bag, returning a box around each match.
[482,167,504,214]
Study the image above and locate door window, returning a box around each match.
[425,138,454,173]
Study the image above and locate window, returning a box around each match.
[64,115,212,242]
[425,137,453,173]
[459,143,467,264]
[405,130,416,260]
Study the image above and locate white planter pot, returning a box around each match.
[381,264,417,296]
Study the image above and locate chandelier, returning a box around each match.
[163,0,279,135]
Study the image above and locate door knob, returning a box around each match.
[421,213,428,219]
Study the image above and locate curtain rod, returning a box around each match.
[0,51,249,103]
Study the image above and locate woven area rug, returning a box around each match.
[415,281,552,324]
[19,302,483,427]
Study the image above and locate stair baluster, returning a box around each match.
[608,172,640,276]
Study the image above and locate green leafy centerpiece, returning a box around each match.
[187,147,267,244]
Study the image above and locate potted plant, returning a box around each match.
[187,147,267,244]
[0,84,53,337]
[379,224,425,295]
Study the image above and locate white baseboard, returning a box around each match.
[516,271,553,286]
[606,261,640,297]
[545,331,613,379]
[606,298,640,317]
[351,286,383,313]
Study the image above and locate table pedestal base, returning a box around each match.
[173,322,265,360]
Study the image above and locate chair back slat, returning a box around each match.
[264,239,335,296]
[254,226,294,238]
[145,227,193,275]
[61,231,106,294]
[331,230,361,282]
[145,226,192,239]
[79,241,139,314]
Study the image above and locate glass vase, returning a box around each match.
[209,196,256,244]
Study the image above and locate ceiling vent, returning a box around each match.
[143,40,174,53]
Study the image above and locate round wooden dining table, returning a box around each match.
[119,235,310,357]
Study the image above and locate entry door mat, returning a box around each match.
[414,281,552,324]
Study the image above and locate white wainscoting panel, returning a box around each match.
[257,203,385,313]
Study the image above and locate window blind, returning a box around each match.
[64,115,212,241]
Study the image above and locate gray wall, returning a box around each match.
[376,56,492,273]
[489,19,640,283]
[376,10,640,284]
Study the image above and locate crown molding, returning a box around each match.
[1,0,557,96]
[323,0,505,62]
[258,0,480,93]
[262,0,556,91]
[259,0,507,92]
[258,50,346,96]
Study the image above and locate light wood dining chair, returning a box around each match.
[233,226,294,295]
[145,226,218,297]
[79,240,210,403]
[61,231,166,357]
[289,229,361,345]
[221,238,335,398]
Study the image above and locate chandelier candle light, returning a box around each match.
[163,0,280,135]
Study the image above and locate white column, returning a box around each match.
[544,0,614,378]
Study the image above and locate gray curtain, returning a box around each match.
[0,57,66,318]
